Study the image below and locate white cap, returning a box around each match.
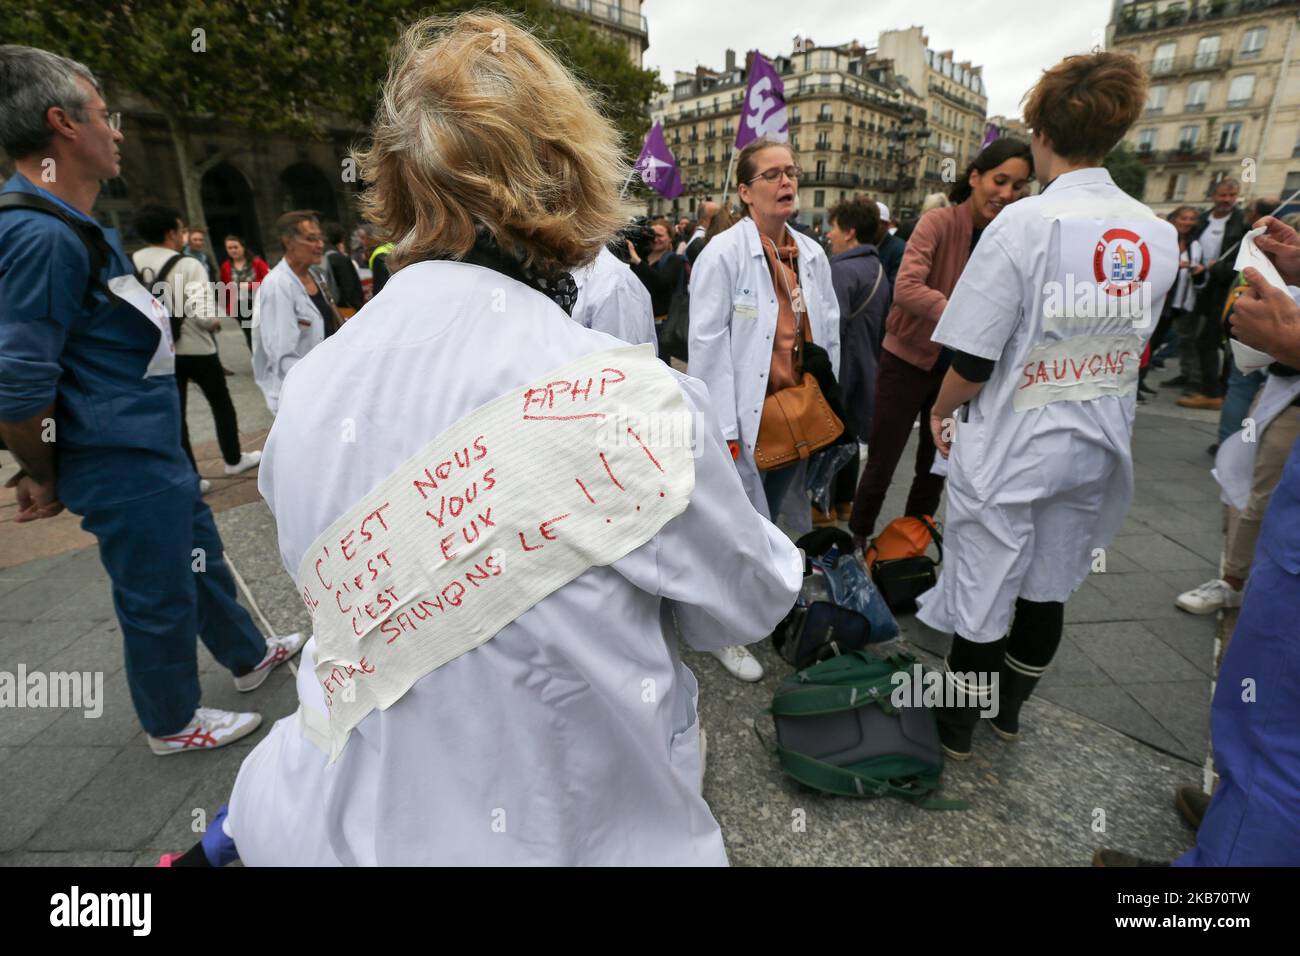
[876,201,891,223]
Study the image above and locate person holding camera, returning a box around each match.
[688,137,841,681]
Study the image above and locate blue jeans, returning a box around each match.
[1218,356,1266,445]
[79,477,266,736]
[763,463,799,519]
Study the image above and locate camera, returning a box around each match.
[610,216,656,264]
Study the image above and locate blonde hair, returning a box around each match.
[353,12,627,275]
[920,192,950,214]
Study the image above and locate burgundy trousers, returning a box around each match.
[848,348,948,538]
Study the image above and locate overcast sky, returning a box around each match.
[641,0,1117,119]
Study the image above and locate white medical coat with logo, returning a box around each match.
[915,168,1178,642]
[688,216,841,521]
[571,246,657,347]
[251,258,326,414]
[226,260,801,865]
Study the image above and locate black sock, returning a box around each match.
[1004,598,1064,684]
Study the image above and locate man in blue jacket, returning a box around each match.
[0,45,302,754]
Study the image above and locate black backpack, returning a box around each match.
[0,193,185,342]
[137,253,185,342]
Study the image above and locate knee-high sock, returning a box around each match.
[1004,598,1064,687]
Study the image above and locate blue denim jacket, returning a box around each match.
[0,173,190,508]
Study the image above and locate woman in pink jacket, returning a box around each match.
[849,138,1032,546]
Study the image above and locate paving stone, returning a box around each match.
[0,575,104,623]
[36,619,125,678]
[1038,636,1110,688]
[1069,621,1205,684]
[1164,530,1227,565]
[0,700,67,747]
[0,746,117,852]
[1035,684,1187,756]
[1142,616,1218,678]
[0,550,85,583]
[147,745,253,854]
[1108,534,1219,573]
[34,671,145,748]
[26,747,214,852]
[34,580,118,623]
[1127,680,1211,763]
[1087,572,1186,620]
[0,618,100,670]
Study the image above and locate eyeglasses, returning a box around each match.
[83,107,122,132]
[748,165,802,185]
[297,233,325,244]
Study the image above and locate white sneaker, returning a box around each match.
[710,644,764,682]
[234,631,307,692]
[1176,578,1243,615]
[223,450,262,476]
[147,707,262,755]
[199,478,212,495]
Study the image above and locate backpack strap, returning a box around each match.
[848,261,884,321]
[768,741,968,810]
[0,193,111,307]
[155,253,184,286]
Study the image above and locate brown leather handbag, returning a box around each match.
[754,317,844,472]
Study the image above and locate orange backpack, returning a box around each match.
[865,516,943,613]
[865,516,939,571]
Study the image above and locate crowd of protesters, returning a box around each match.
[1,17,1297,870]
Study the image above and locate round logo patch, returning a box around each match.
[1093,228,1151,297]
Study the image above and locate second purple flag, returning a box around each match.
[634,121,684,199]
[735,52,790,150]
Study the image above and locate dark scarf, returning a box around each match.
[431,230,578,315]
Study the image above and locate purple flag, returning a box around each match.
[735,52,789,150]
[981,123,999,149]
[635,122,684,199]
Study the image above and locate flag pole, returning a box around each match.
[721,149,738,207]
[619,166,638,201]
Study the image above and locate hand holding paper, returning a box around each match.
[1234,267,1300,368]
[1248,216,1300,286]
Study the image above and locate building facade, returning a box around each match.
[877,27,990,188]
[647,30,988,229]
[647,42,932,229]
[1108,0,1300,214]
[550,0,649,66]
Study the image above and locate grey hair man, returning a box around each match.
[0,45,298,756]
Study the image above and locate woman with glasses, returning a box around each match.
[689,137,841,683]
[250,210,335,414]
[847,137,1032,550]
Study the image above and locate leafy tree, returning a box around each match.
[1104,142,1148,202]
[5,0,661,230]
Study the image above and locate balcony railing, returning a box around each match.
[1149,51,1233,76]
[1136,146,1211,164]
[1115,0,1298,38]
[805,171,861,186]
[549,0,649,35]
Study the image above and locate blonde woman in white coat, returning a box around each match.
[688,138,841,681]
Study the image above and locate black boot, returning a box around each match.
[936,664,995,761]
[990,654,1043,741]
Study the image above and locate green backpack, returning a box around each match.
[760,650,966,810]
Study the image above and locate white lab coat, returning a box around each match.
[570,246,657,346]
[687,216,841,521]
[251,258,326,414]
[915,168,1178,642]
[226,259,801,865]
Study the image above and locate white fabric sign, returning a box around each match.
[295,345,695,761]
[1230,228,1287,371]
[1012,332,1144,411]
[107,274,175,377]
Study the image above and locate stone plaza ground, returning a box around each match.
[0,322,1228,865]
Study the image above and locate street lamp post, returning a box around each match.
[885,113,930,219]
